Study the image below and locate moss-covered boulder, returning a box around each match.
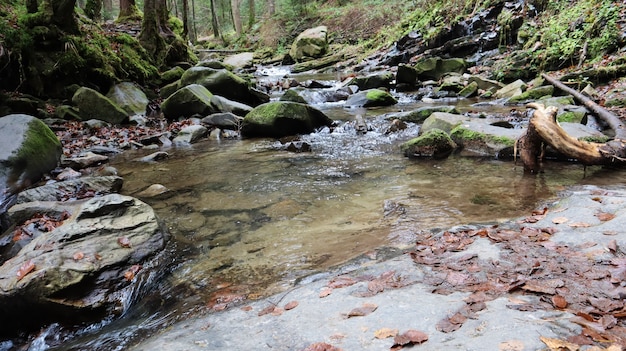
[72,87,129,124]
[289,26,328,62]
[459,81,479,98]
[345,89,398,108]
[346,72,394,90]
[280,89,308,104]
[160,80,181,99]
[106,82,149,116]
[494,80,527,99]
[419,112,466,135]
[396,64,421,88]
[402,129,457,159]
[391,106,459,124]
[507,85,554,104]
[161,84,218,120]
[0,114,62,196]
[414,57,467,81]
[210,95,253,117]
[450,125,519,158]
[180,67,269,106]
[241,101,333,138]
[161,66,186,85]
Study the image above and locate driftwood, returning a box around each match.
[519,74,626,173]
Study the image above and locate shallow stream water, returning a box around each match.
[33,75,626,350]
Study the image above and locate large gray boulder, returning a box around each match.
[161,84,218,120]
[241,101,333,138]
[72,87,129,124]
[180,67,269,107]
[0,194,169,333]
[289,26,329,62]
[0,114,62,197]
[106,82,149,116]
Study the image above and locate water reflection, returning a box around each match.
[43,101,626,350]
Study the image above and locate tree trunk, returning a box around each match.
[118,0,141,20]
[247,0,254,29]
[210,0,221,40]
[85,0,102,20]
[519,75,626,172]
[47,0,79,33]
[102,0,113,20]
[231,0,242,36]
[182,0,189,39]
[267,0,274,16]
[190,0,198,43]
[138,0,167,60]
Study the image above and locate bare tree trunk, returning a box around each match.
[210,0,221,40]
[190,0,198,43]
[182,0,189,39]
[102,0,113,20]
[231,0,242,36]
[118,0,140,20]
[47,0,79,33]
[267,0,274,16]
[247,0,254,29]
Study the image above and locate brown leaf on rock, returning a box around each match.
[551,295,568,309]
[257,304,276,316]
[392,330,428,347]
[117,237,132,248]
[123,264,142,281]
[539,336,579,351]
[319,288,333,298]
[569,222,591,228]
[346,303,378,318]
[284,301,299,310]
[302,342,343,351]
[73,251,85,261]
[436,317,462,333]
[327,276,356,289]
[16,260,35,281]
[596,212,616,222]
[521,279,564,294]
[552,216,569,224]
[375,328,398,339]
[588,296,623,313]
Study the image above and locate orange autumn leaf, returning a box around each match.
[374,327,398,339]
[539,336,578,351]
[73,252,85,261]
[16,260,35,281]
[284,301,299,310]
[117,237,132,248]
[596,212,616,222]
[123,264,142,281]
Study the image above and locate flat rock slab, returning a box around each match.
[130,185,626,351]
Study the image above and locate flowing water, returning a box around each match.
[22,73,626,350]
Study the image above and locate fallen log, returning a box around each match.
[519,74,626,172]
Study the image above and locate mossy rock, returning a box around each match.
[450,125,517,157]
[346,72,394,90]
[420,112,465,135]
[72,87,129,124]
[289,26,328,62]
[345,89,397,108]
[106,82,149,116]
[280,89,308,104]
[507,85,554,103]
[539,95,576,107]
[241,101,333,138]
[161,84,218,120]
[495,80,527,99]
[402,129,457,159]
[180,67,269,106]
[161,66,186,85]
[393,106,459,124]
[414,57,467,80]
[459,81,479,98]
[0,114,62,194]
[54,105,82,121]
[396,64,420,86]
[291,53,344,74]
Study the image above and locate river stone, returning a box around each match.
[15,176,123,204]
[223,52,254,69]
[289,26,328,62]
[0,114,62,196]
[72,87,129,124]
[345,89,398,108]
[346,72,394,90]
[160,80,181,99]
[210,95,253,116]
[396,64,420,87]
[241,101,333,138]
[467,76,504,91]
[180,67,269,107]
[419,112,466,135]
[161,66,185,85]
[391,106,459,124]
[106,82,149,116]
[136,184,170,198]
[173,125,209,144]
[136,151,169,163]
[201,113,243,131]
[54,105,82,121]
[414,57,467,80]
[0,194,169,333]
[494,79,527,99]
[450,124,520,158]
[291,52,344,73]
[402,129,457,159]
[62,151,109,170]
[280,89,308,104]
[507,85,554,103]
[459,81,479,98]
[161,84,218,120]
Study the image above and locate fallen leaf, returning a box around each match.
[392,330,428,347]
[284,301,299,310]
[241,306,253,312]
[608,240,618,253]
[436,317,462,333]
[522,279,564,294]
[16,260,35,281]
[374,328,398,339]
[271,307,284,316]
[257,305,276,316]
[596,212,616,222]
[569,222,591,228]
[73,252,85,261]
[117,237,132,248]
[552,216,569,224]
[302,342,342,351]
[346,303,378,318]
[539,336,579,351]
[327,276,356,289]
[319,288,333,298]
[551,295,568,309]
[123,264,142,281]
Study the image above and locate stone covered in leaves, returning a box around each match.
[0,194,169,334]
[402,129,457,159]
[241,101,333,138]
[0,114,62,196]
